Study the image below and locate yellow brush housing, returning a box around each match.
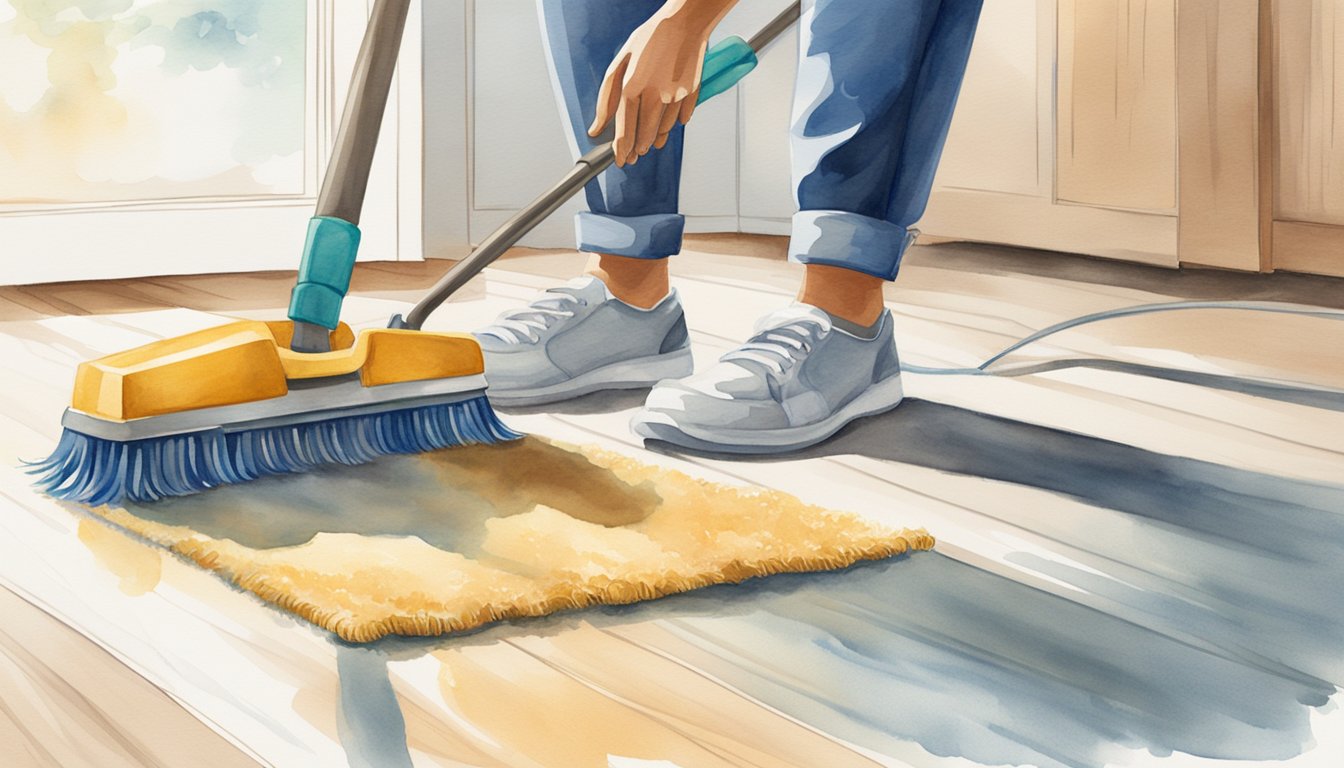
[71,320,485,423]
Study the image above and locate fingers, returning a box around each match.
[678,92,697,126]
[612,93,640,166]
[632,99,668,163]
[652,101,680,149]
[650,92,699,153]
[589,54,629,138]
[606,79,703,166]
[659,99,683,135]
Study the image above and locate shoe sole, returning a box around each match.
[630,374,904,455]
[485,347,695,407]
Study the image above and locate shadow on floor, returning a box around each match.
[654,398,1344,563]
[492,387,652,416]
[122,399,1344,768]
[973,358,1344,411]
[363,550,1337,768]
[347,400,1344,768]
[650,399,1344,680]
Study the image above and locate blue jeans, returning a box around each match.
[538,0,983,280]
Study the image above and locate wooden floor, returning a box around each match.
[1,234,1342,768]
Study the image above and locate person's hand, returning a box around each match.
[588,1,737,167]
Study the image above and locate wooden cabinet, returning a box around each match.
[921,0,1180,267]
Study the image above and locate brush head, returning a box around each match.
[31,319,520,505]
[30,397,519,507]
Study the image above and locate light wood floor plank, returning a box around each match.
[0,586,260,768]
[504,627,883,768]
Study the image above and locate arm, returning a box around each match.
[589,0,741,167]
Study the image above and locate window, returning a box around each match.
[0,0,422,285]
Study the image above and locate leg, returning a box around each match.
[631,0,984,453]
[797,263,886,327]
[471,1,695,406]
[538,0,684,307]
[790,0,983,322]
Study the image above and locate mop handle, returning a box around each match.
[292,0,412,352]
[393,2,802,331]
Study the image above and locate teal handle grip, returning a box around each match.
[288,216,362,329]
[698,36,757,104]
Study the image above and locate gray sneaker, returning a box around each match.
[474,276,693,406]
[630,304,903,453]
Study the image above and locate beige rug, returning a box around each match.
[88,438,932,642]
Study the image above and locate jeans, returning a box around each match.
[537,0,983,280]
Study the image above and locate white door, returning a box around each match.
[0,0,422,285]
[456,0,753,254]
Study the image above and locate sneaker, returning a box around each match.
[474,276,694,406]
[630,304,903,453]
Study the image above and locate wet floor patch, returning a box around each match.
[652,554,1332,768]
[429,553,1335,768]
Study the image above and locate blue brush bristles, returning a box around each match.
[27,396,521,507]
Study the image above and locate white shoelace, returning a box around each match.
[477,291,588,344]
[721,319,828,377]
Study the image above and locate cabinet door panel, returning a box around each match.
[1270,0,1344,277]
[1056,0,1177,212]
[922,0,1178,266]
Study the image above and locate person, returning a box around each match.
[475,0,984,454]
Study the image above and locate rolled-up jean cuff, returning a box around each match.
[788,210,917,280]
[575,212,684,259]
